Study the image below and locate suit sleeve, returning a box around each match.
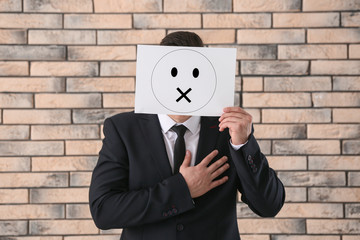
[89,118,195,230]
[230,132,285,217]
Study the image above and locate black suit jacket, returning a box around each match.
[89,112,285,240]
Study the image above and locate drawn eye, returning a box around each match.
[192,68,199,78]
[171,67,178,77]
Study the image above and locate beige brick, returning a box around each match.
[0,157,30,171]
[0,221,27,236]
[241,61,308,75]
[67,77,134,92]
[98,30,165,45]
[0,46,65,61]
[0,14,62,28]
[307,219,360,234]
[237,203,258,218]
[0,141,64,156]
[168,29,235,44]
[274,13,339,28]
[309,187,360,202]
[273,140,340,155]
[30,220,97,235]
[234,45,276,60]
[101,62,136,77]
[24,0,92,12]
[31,62,98,77]
[253,124,305,139]
[72,109,127,124]
[65,14,131,29]
[350,44,360,58]
[262,109,331,123]
[4,237,62,240]
[342,12,360,27]
[203,13,270,28]
[308,29,360,43]
[238,30,304,44]
[244,109,260,123]
[346,204,360,218]
[285,187,307,202]
[264,77,331,91]
[65,140,102,155]
[32,156,97,171]
[0,29,27,44]
[35,93,101,108]
[68,46,136,61]
[278,171,345,186]
[70,172,92,186]
[0,125,29,140]
[343,237,360,240]
[100,228,122,235]
[0,93,33,108]
[243,77,263,91]
[94,0,161,12]
[273,236,339,240]
[308,124,360,139]
[0,61,28,76]
[241,235,269,240]
[66,204,91,219]
[349,172,360,186]
[343,140,360,155]
[0,173,67,187]
[243,93,311,107]
[309,156,360,170]
[334,76,360,91]
[164,0,231,12]
[0,77,65,92]
[313,93,360,107]
[278,45,346,60]
[267,156,306,170]
[258,140,271,155]
[0,0,21,11]
[29,30,96,45]
[103,93,135,108]
[234,0,300,12]
[134,14,201,28]
[0,189,28,204]
[303,0,360,11]
[4,109,70,124]
[0,204,64,220]
[333,108,360,123]
[277,203,342,218]
[312,60,360,75]
[30,188,89,203]
[32,125,99,140]
[237,219,305,234]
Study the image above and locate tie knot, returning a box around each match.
[171,125,187,137]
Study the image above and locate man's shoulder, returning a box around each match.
[107,111,156,123]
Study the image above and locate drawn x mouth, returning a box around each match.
[176,87,192,103]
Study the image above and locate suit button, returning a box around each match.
[252,167,258,173]
[177,224,184,231]
[247,155,252,161]
[162,212,167,217]
[172,208,178,214]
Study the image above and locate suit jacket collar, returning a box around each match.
[136,113,220,179]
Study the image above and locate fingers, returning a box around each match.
[207,156,227,173]
[199,149,219,167]
[209,176,228,189]
[180,150,191,168]
[211,161,230,179]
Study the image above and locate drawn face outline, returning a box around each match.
[151,49,217,114]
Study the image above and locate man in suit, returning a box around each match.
[89,31,285,240]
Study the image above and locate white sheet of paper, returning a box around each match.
[135,45,237,116]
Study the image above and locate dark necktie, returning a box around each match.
[171,125,187,174]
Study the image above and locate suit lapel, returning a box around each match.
[195,117,220,165]
[137,114,173,179]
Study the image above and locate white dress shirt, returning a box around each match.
[157,114,246,173]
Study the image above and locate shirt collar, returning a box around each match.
[157,114,201,135]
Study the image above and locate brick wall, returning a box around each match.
[0,0,359,239]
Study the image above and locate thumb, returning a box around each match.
[181,150,191,168]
